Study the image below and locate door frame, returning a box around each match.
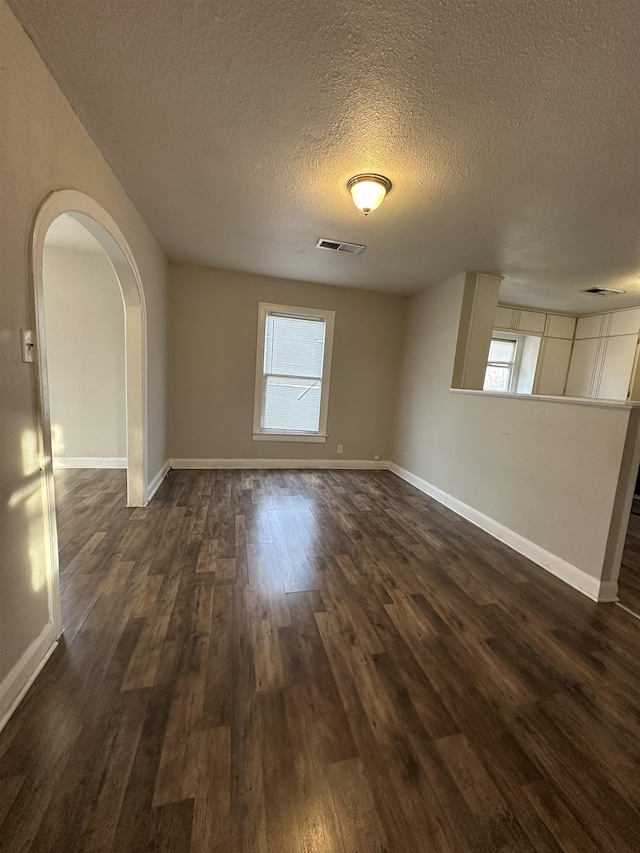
[31,189,148,636]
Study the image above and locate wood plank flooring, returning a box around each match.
[619,509,640,615]
[2,467,640,851]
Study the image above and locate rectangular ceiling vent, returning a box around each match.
[316,238,365,255]
[581,287,625,296]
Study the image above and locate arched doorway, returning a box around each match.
[31,190,147,636]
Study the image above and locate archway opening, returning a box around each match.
[44,214,127,475]
[31,190,147,636]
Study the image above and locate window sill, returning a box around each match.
[252,432,327,443]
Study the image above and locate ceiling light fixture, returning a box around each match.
[347,173,392,215]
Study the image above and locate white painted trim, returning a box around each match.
[0,625,58,735]
[389,463,613,602]
[147,461,170,502]
[449,387,640,409]
[252,433,327,443]
[53,457,127,469]
[252,302,336,439]
[32,190,148,508]
[30,189,149,642]
[597,581,620,603]
[170,458,389,470]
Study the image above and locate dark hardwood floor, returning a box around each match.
[2,467,640,851]
[619,507,640,616]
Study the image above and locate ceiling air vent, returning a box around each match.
[316,238,365,255]
[581,287,625,296]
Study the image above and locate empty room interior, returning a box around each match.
[3,0,640,850]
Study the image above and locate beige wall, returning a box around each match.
[0,0,167,696]
[43,245,126,461]
[392,274,631,582]
[168,264,406,462]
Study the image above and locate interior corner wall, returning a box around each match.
[168,263,407,463]
[43,245,126,462]
[391,274,631,585]
[452,272,501,390]
[0,0,168,702]
[602,407,640,584]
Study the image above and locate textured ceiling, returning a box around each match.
[45,214,104,253]
[10,0,640,311]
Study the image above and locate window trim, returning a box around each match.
[484,331,525,394]
[252,302,335,442]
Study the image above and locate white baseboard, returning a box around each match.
[389,462,613,603]
[0,458,619,735]
[170,458,390,470]
[53,457,127,469]
[147,460,170,503]
[0,624,58,735]
[597,581,620,603]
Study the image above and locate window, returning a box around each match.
[484,335,520,393]
[253,303,335,442]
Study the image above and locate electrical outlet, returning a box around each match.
[403,452,408,463]
[374,454,380,461]
[337,444,343,454]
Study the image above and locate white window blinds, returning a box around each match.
[483,337,518,392]
[261,312,327,432]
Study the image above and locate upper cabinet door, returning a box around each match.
[610,308,640,337]
[494,306,545,333]
[517,310,546,334]
[544,314,576,339]
[598,335,638,400]
[576,309,640,339]
[535,337,573,395]
[494,306,514,329]
[575,314,604,339]
[565,338,599,397]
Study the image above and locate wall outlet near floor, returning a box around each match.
[337,444,343,454]
[403,452,408,463]
[374,454,380,461]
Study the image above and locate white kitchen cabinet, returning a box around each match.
[566,333,638,400]
[544,314,576,340]
[598,334,638,399]
[574,309,640,340]
[610,307,640,337]
[565,338,599,398]
[575,313,605,340]
[494,306,546,334]
[494,306,514,329]
[495,303,640,401]
[518,311,546,334]
[535,337,573,396]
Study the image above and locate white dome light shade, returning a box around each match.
[347,173,392,215]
